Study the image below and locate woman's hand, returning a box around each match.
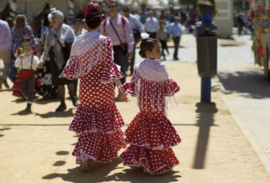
[61,42,66,47]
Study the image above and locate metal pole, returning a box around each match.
[200,11,212,102]
[201,77,211,102]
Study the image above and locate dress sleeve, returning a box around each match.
[60,54,80,80]
[164,79,180,96]
[119,69,137,96]
[100,37,124,84]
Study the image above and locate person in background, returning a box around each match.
[100,0,134,84]
[73,18,87,37]
[12,35,40,99]
[123,6,144,76]
[236,10,244,36]
[144,10,159,38]
[73,18,86,97]
[156,20,168,61]
[40,10,77,112]
[10,14,35,83]
[0,16,12,89]
[14,42,39,112]
[37,8,59,99]
[169,16,182,61]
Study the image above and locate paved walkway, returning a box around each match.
[0,32,270,183]
[176,32,270,176]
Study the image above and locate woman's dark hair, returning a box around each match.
[85,13,102,29]
[139,38,160,58]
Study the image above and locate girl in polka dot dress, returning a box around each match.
[61,2,126,171]
[119,33,181,174]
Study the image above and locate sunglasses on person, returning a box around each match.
[108,5,116,9]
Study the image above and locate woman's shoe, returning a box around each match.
[80,161,90,172]
[55,103,67,112]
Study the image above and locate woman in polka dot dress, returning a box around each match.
[119,34,181,175]
[61,2,126,171]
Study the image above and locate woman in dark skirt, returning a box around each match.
[40,9,77,112]
[37,8,59,98]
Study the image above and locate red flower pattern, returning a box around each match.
[83,1,100,16]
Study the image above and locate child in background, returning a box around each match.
[14,42,39,112]
[119,33,181,174]
[12,36,41,99]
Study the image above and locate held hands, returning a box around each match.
[117,88,128,102]
[118,92,128,102]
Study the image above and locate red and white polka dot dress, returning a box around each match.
[61,32,126,164]
[119,59,181,174]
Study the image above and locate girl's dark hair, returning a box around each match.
[139,38,160,58]
[85,13,102,29]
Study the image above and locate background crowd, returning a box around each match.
[0,1,254,113]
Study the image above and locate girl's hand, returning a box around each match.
[118,93,128,102]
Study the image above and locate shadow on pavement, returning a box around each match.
[193,102,218,169]
[53,161,66,166]
[218,71,270,99]
[0,128,11,131]
[35,109,74,118]
[11,109,33,116]
[35,97,59,104]
[42,158,181,183]
[42,158,122,182]
[56,151,69,155]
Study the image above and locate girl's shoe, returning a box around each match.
[80,161,91,172]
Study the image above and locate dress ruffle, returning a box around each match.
[101,64,124,84]
[120,145,179,175]
[73,129,126,164]
[69,103,125,134]
[124,112,181,150]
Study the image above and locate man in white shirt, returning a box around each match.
[144,10,159,38]
[0,15,12,89]
[100,1,134,84]
[169,16,183,60]
[123,6,144,76]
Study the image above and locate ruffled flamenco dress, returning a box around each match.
[119,59,181,175]
[61,31,126,166]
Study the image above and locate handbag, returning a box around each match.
[53,34,71,63]
[21,55,35,81]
